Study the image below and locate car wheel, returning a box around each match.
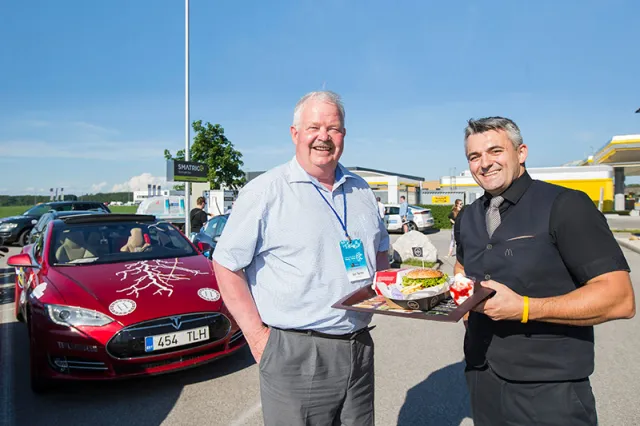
[18,230,30,247]
[407,222,418,232]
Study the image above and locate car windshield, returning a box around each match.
[50,221,197,266]
[23,204,51,216]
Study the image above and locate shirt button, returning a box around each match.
[486,244,492,250]
[484,274,491,280]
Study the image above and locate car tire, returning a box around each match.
[407,222,418,232]
[18,230,30,247]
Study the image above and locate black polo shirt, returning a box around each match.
[455,171,629,285]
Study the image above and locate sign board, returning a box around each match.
[166,160,208,183]
[431,195,450,204]
[411,247,424,257]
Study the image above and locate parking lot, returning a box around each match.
[1,230,640,426]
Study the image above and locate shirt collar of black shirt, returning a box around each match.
[482,170,532,208]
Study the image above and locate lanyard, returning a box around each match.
[314,185,350,241]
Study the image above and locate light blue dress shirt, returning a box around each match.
[399,201,408,218]
[212,156,390,334]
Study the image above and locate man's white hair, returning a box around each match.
[292,91,345,129]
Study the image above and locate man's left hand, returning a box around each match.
[472,280,524,321]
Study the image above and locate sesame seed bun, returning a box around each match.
[406,268,443,279]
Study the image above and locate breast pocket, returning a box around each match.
[501,235,547,289]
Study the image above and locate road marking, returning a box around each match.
[228,400,262,426]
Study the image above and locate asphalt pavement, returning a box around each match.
[1,230,639,426]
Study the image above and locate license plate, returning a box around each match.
[145,326,210,352]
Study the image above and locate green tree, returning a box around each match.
[164,120,246,190]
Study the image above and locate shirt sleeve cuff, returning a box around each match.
[211,250,247,273]
[572,255,630,285]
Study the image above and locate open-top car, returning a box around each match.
[8,213,246,393]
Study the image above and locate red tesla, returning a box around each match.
[8,213,246,392]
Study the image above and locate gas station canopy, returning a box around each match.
[591,135,640,175]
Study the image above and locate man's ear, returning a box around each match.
[290,125,299,146]
[518,144,528,165]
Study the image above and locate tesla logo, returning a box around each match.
[170,316,183,330]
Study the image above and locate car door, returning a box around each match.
[15,233,45,321]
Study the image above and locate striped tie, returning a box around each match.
[486,195,504,238]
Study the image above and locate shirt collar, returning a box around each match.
[287,156,354,190]
[482,170,532,206]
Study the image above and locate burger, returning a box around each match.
[401,268,449,289]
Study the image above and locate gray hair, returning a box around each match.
[292,91,345,129]
[464,116,523,149]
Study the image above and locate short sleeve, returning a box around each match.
[211,185,266,272]
[551,190,630,284]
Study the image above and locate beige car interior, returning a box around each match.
[55,231,96,263]
[120,228,151,253]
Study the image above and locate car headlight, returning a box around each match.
[47,304,114,327]
[0,223,18,231]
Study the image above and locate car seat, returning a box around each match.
[55,231,96,263]
[120,228,151,253]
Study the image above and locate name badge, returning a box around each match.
[340,239,371,282]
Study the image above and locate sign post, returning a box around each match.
[411,246,425,268]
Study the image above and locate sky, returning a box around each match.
[1,0,639,196]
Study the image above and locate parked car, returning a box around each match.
[0,201,111,246]
[28,210,107,245]
[192,214,229,259]
[7,213,246,393]
[384,204,435,233]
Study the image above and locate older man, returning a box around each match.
[454,116,635,425]
[212,91,389,426]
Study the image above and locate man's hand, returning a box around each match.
[245,325,271,364]
[472,280,524,322]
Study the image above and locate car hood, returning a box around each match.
[0,215,34,223]
[49,255,223,326]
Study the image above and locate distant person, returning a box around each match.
[376,196,385,219]
[212,90,390,426]
[454,116,635,425]
[399,195,409,233]
[189,196,212,240]
[447,199,463,257]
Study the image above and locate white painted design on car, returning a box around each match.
[116,259,208,298]
[31,283,47,299]
[109,299,137,316]
[198,288,220,302]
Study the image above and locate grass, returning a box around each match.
[398,259,437,268]
[0,205,138,219]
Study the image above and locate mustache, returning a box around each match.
[312,142,334,149]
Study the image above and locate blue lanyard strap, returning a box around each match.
[314,184,350,241]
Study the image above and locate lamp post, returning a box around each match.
[184,0,191,234]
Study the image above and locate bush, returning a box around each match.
[416,204,455,229]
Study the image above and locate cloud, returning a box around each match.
[91,182,108,192]
[111,173,166,192]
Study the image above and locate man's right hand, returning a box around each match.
[246,325,271,364]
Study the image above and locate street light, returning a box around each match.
[184,0,191,233]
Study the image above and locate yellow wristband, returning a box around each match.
[521,296,529,324]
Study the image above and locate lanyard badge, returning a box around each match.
[314,185,371,282]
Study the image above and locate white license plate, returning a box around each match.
[145,326,210,352]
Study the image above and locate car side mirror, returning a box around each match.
[7,253,39,268]
[31,220,38,225]
[197,242,211,253]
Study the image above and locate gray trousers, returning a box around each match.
[259,327,375,426]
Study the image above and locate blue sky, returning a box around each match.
[1,0,638,196]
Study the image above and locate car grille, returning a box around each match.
[107,313,231,360]
[49,356,108,374]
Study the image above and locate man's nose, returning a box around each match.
[317,127,330,140]
[479,154,492,169]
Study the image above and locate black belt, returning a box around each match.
[271,325,375,341]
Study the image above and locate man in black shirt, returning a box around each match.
[454,117,635,425]
[190,196,213,238]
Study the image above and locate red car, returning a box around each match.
[8,213,246,393]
